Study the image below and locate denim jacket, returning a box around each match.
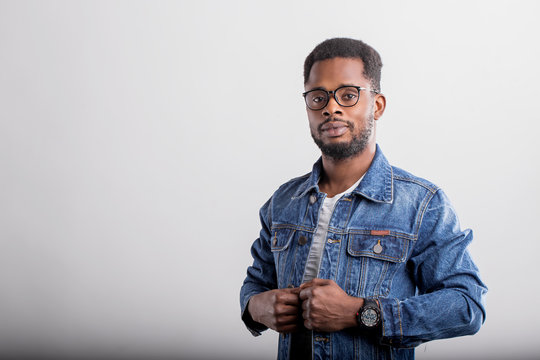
[240,145,487,360]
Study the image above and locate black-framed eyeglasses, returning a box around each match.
[302,85,379,111]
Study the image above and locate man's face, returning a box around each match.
[304,57,379,160]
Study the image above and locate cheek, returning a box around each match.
[343,110,361,124]
[307,114,319,130]
[348,107,371,125]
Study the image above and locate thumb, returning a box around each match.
[299,280,314,290]
[285,286,301,295]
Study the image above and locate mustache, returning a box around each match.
[318,118,354,132]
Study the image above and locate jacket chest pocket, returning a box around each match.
[344,230,411,297]
[271,227,311,288]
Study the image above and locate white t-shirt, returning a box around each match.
[302,176,363,283]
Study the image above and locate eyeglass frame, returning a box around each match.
[302,85,380,110]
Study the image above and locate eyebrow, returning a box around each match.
[305,83,359,92]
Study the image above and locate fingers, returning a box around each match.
[299,282,325,300]
[302,301,311,328]
[287,287,301,295]
[275,302,300,316]
[275,289,301,306]
[273,305,302,333]
[273,289,301,316]
[275,314,299,327]
[299,286,311,301]
[302,300,315,331]
[274,314,302,333]
[299,278,333,290]
[260,283,346,333]
[298,279,342,332]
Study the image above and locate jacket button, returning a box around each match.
[298,236,307,245]
[309,194,317,204]
[272,238,277,247]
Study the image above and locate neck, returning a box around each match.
[319,143,376,197]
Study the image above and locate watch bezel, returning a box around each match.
[357,299,381,329]
[361,307,380,327]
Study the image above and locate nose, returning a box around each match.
[322,95,343,117]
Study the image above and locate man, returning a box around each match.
[240,38,487,360]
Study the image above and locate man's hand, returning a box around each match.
[247,288,302,333]
[299,278,364,332]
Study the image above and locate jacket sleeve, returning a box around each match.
[239,197,277,336]
[378,189,487,348]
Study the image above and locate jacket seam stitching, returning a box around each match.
[396,298,404,343]
[393,175,439,193]
[414,189,439,238]
[271,223,316,232]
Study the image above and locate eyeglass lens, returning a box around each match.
[305,86,360,110]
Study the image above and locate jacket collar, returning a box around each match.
[293,144,394,203]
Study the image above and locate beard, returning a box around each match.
[311,113,374,161]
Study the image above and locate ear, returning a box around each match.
[373,93,386,120]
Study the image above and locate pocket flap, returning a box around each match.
[270,228,295,252]
[347,231,408,263]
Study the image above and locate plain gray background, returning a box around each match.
[1,1,539,359]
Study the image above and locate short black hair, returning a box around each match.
[303,38,383,92]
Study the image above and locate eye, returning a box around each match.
[340,92,358,101]
[307,90,327,103]
[312,95,325,103]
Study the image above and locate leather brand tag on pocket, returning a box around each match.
[370,230,390,236]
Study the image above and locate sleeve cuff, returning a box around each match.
[241,296,268,336]
[378,297,404,347]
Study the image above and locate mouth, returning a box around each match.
[319,120,350,137]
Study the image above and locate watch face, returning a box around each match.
[361,308,379,327]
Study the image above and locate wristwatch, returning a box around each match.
[356,298,381,330]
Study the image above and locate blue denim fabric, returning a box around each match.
[240,145,487,360]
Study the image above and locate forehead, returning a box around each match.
[305,57,368,90]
